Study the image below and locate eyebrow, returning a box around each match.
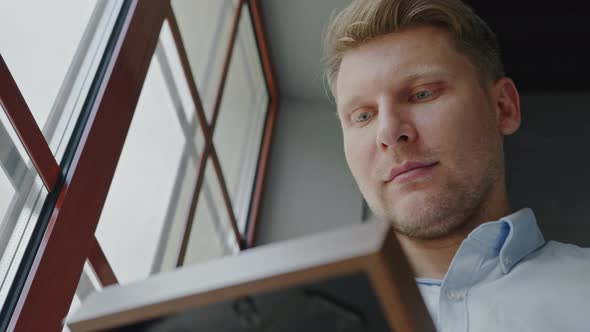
[398,65,454,84]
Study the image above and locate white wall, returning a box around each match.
[255,98,363,245]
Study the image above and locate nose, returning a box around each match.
[376,102,418,150]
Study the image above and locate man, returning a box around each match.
[323,0,590,331]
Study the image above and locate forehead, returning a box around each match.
[335,26,475,106]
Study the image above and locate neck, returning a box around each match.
[397,187,512,280]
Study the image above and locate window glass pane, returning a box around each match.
[0,172,13,221]
[95,21,207,284]
[171,0,239,122]
[0,0,124,159]
[214,5,269,234]
[0,107,48,312]
[184,158,240,266]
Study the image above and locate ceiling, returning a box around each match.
[259,0,590,103]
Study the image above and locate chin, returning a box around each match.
[380,189,463,239]
[393,191,436,222]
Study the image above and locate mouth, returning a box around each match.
[385,161,439,184]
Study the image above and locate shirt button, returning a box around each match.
[446,289,466,301]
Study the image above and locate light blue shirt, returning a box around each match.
[416,208,590,332]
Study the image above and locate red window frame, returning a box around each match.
[0,56,60,191]
[0,0,277,330]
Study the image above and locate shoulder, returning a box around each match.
[539,240,590,260]
[514,240,590,281]
[479,241,589,307]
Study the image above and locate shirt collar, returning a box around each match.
[467,208,545,274]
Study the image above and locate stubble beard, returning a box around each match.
[365,155,502,240]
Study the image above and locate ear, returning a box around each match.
[491,77,521,136]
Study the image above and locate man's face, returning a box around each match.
[336,26,508,239]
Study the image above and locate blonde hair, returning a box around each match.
[323,0,504,95]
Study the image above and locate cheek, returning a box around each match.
[423,96,499,173]
[343,132,377,183]
[420,95,494,148]
[451,100,497,152]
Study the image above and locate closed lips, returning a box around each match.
[386,161,438,182]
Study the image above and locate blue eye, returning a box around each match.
[356,112,373,122]
[414,89,433,100]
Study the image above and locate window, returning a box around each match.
[183,157,241,266]
[0,107,48,308]
[95,20,211,283]
[215,5,269,234]
[0,1,124,159]
[0,1,276,330]
[171,0,239,122]
[0,0,123,320]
